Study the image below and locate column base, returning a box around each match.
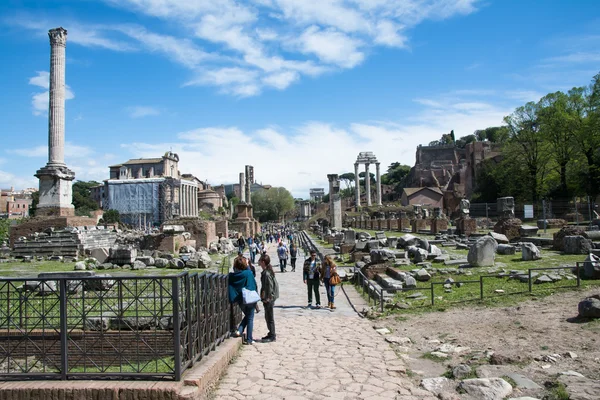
[35,164,75,216]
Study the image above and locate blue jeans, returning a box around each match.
[324,280,335,303]
[238,304,255,342]
[279,258,287,272]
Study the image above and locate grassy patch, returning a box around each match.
[545,381,570,400]
[421,352,448,363]
[501,375,517,388]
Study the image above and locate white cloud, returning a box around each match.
[127,106,161,118]
[116,89,510,198]
[297,26,364,68]
[28,71,75,116]
[95,0,481,95]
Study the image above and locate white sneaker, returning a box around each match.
[245,340,257,345]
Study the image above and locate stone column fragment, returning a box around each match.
[365,163,371,206]
[376,162,382,206]
[354,163,361,208]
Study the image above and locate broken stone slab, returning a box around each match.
[433,254,450,263]
[497,244,516,255]
[414,268,431,282]
[521,242,541,261]
[444,258,469,266]
[109,316,156,330]
[404,276,417,288]
[582,253,600,279]
[429,351,449,359]
[578,297,600,318]
[563,236,593,255]
[154,258,169,268]
[131,260,147,270]
[355,241,368,251]
[534,274,553,284]
[406,292,423,299]
[168,258,186,269]
[519,225,539,236]
[453,364,472,379]
[398,234,418,248]
[458,378,512,400]
[505,373,542,390]
[559,370,585,378]
[420,377,451,396]
[375,327,391,335]
[385,336,412,345]
[489,232,509,244]
[468,236,498,267]
[162,225,185,233]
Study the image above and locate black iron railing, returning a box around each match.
[0,271,241,380]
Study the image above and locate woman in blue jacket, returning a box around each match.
[228,256,258,344]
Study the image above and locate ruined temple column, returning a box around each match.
[365,163,371,206]
[354,163,361,208]
[376,162,382,206]
[48,28,67,167]
[245,165,253,205]
[181,185,187,216]
[239,172,246,203]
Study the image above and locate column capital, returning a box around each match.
[49,27,67,47]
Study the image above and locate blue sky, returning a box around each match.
[1,0,599,199]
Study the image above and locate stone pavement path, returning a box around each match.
[211,242,436,400]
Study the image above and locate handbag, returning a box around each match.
[329,272,341,286]
[242,287,260,304]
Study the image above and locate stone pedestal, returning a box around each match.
[431,219,448,234]
[387,219,397,230]
[494,218,522,241]
[456,218,477,236]
[398,218,410,231]
[233,202,257,236]
[35,165,75,216]
[412,219,427,233]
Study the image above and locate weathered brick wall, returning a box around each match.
[0,329,174,368]
[214,220,228,238]
[9,216,95,247]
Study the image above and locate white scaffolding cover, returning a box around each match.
[106,178,163,226]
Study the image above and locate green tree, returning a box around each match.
[251,187,295,222]
[474,126,510,143]
[339,172,355,191]
[381,162,411,194]
[0,219,10,243]
[504,102,550,202]
[102,209,120,224]
[29,191,39,217]
[72,181,100,216]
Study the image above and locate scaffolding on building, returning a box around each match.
[105,178,181,230]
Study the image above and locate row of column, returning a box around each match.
[354,162,382,207]
[180,183,198,217]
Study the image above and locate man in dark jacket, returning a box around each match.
[303,250,322,308]
[259,254,279,342]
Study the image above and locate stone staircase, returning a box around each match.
[12,227,117,258]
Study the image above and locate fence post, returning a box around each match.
[380,288,384,313]
[59,279,68,380]
[480,276,484,300]
[542,199,547,234]
[576,263,581,288]
[430,283,435,305]
[588,196,592,227]
[172,276,182,381]
[528,269,532,293]
[575,197,579,226]
[185,274,193,365]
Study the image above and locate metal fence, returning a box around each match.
[470,197,598,224]
[354,264,583,313]
[0,271,241,381]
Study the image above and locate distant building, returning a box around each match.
[310,188,325,202]
[101,152,200,227]
[0,188,33,219]
[400,187,444,208]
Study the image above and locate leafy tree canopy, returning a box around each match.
[251,187,295,222]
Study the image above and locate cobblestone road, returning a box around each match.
[212,243,436,400]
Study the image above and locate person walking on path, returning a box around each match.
[259,254,279,342]
[248,240,258,263]
[277,241,289,272]
[228,256,258,344]
[322,255,338,310]
[237,235,246,254]
[303,250,322,308]
[289,242,298,272]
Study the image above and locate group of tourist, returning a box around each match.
[227,237,340,344]
[228,251,279,344]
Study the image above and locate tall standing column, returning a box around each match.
[35,27,75,217]
[354,163,361,209]
[181,185,186,216]
[239,173,246,203]
[48,28,67,167]
[365,163,371,206]
[376,162,382,206]
[245,165,253,205]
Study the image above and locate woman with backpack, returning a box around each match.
[259,254,278,342]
